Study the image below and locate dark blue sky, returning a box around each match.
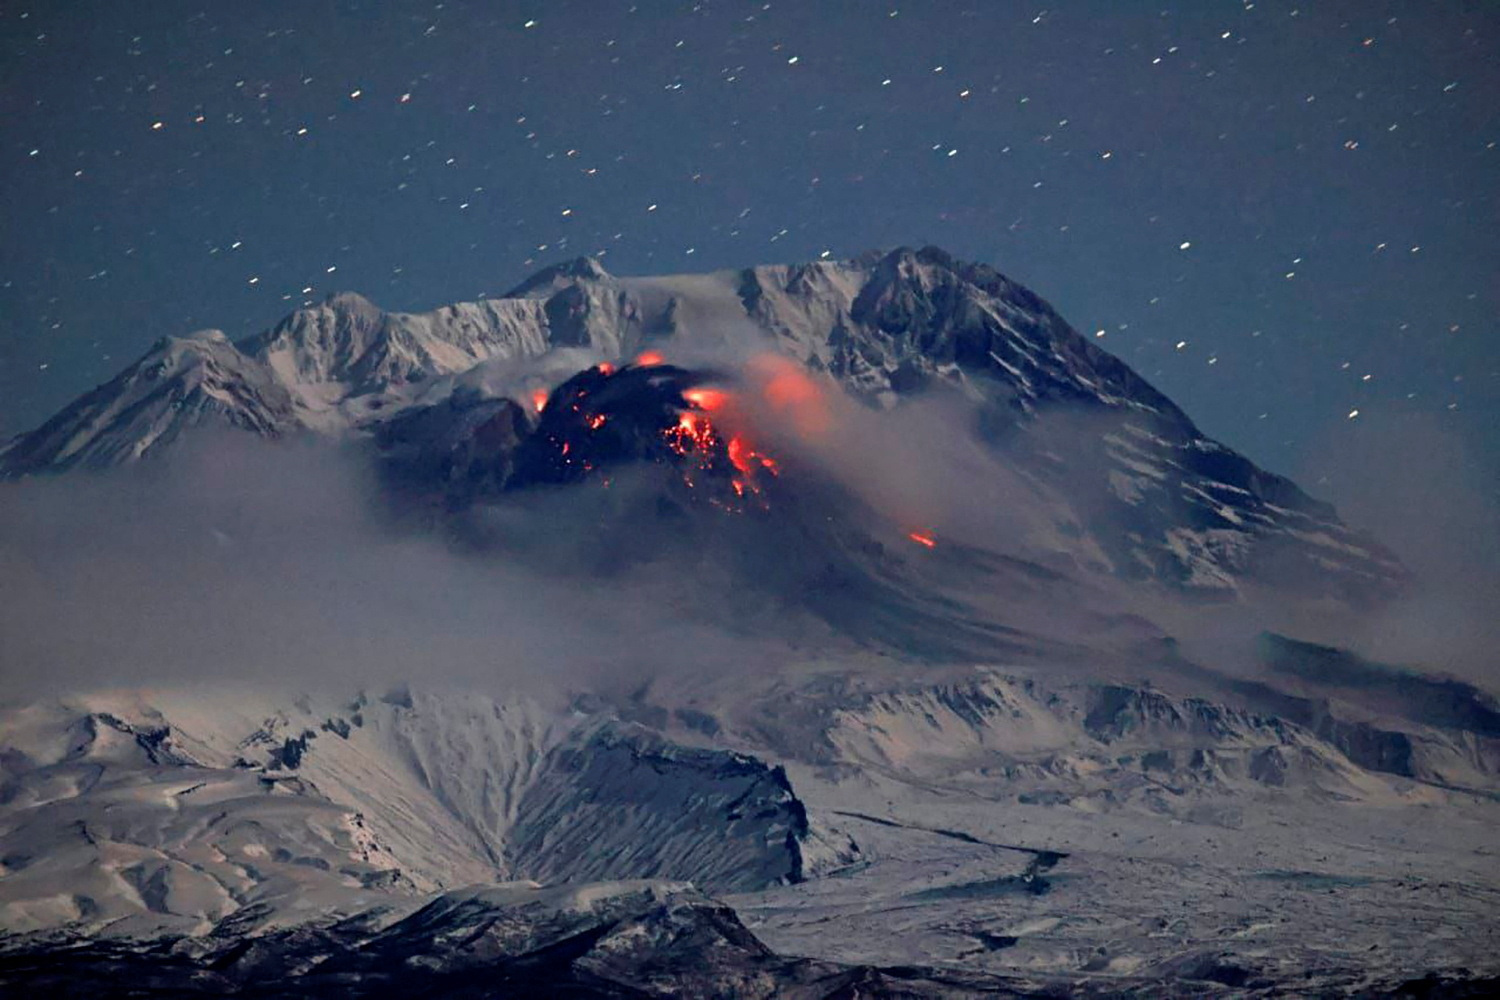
[2,0,1495,498]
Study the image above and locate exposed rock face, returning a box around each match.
[508,725,859,891]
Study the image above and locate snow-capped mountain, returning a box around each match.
[0,247,1404,604]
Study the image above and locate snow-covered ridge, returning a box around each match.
[0,246,1298,473]
[626,661,1500,810]
[0,247,1406,603]
[0,331,297,472]
[0,687,858,940]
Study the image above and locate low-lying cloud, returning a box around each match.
[0,433,817,704]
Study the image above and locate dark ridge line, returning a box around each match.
[829,809,1068,864]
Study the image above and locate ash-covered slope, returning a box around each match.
[0,247,1404,603]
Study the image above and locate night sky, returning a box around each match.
[2,0,1496,499]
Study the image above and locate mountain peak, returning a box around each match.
[320,290,382,314]
[894,244,957,269]
[845,245,958,274]
[0,331,295,475]
[505,255,612,298]
[184,328,230,344]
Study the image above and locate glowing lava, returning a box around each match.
[524,359,787,510]
[907,529,937,549]
[668,411,717,455]
[727,435,778,478]
[727,436,750,473]
[656,384,783,509]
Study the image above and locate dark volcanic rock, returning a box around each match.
[0,883,1044,999]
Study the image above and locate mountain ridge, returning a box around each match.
[0,247,1406,603]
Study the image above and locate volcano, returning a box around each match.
[1,247,1405,605]
[1,249,1494,997]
